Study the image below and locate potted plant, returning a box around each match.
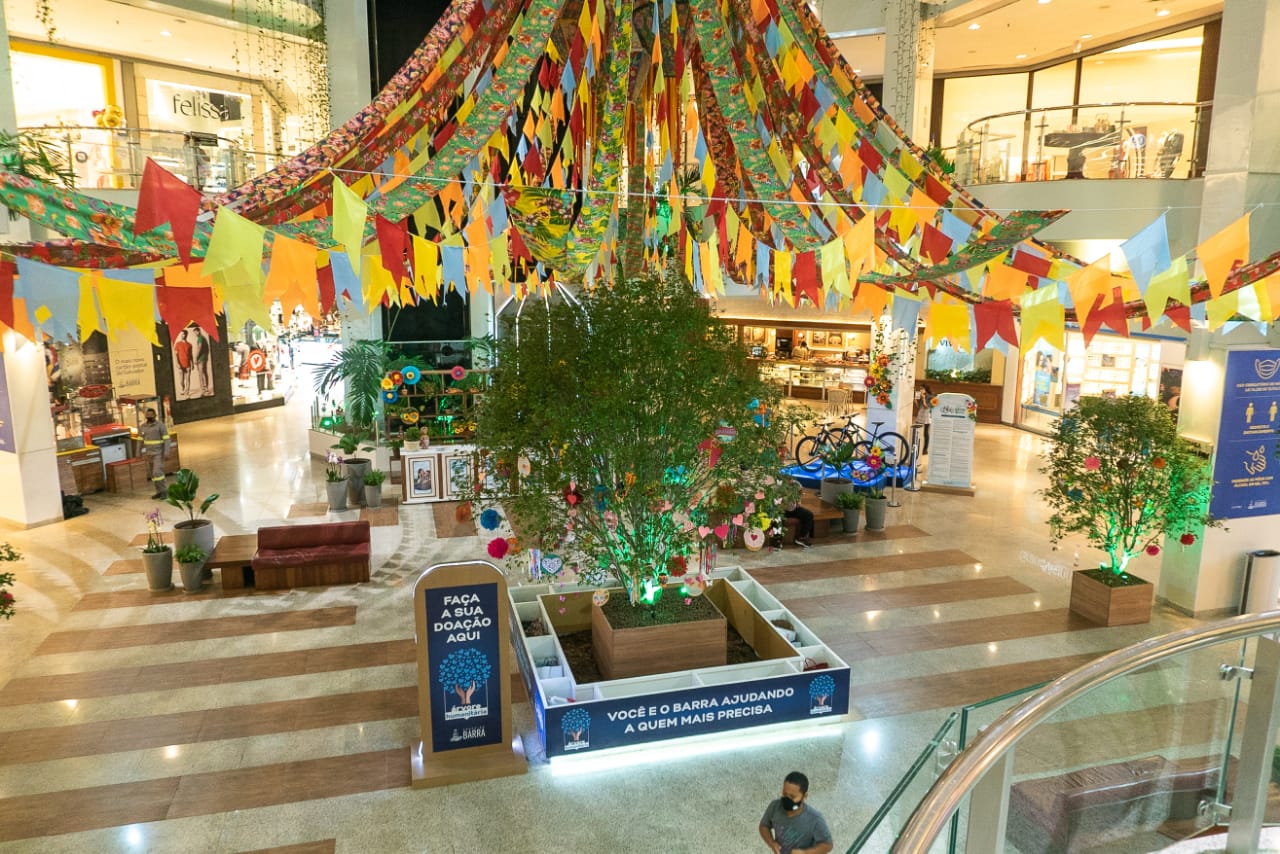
[324,452,348,511]
[818,441,855,506]
[165,468,219,559]
[0,542,20,618]
[834,490,864,534]
[333,430,376,506]
[405,426,427,449]
[1040,395,1217,626]
[855,444,890,531]
[175,544,208,593]
[141,508,173,592]
[472,272,792,676]
[363,468,387,509]
[315,340,388,505]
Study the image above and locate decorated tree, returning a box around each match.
[1039,394,1216,578]
[472,271,798,606]
[437,648,492,705]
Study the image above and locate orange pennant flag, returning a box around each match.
[1066,256,1110,324]
[1198,212,1251,297]
[982,258,1030,300]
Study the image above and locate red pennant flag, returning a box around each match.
[507,227,533,263]
[133,158,202,265]
[858,139,883,174]
[974,299,1019,350]
[792,251,821,306]
[923,173,950,207]
[1164,303,1192,333]
[375,215,410,285]
[156,284,218,343]
[1081,292,1130,346]
[1010,248,1052,279]
[0,260,14,330]
[317,261,336,316]
[920,224,953,264]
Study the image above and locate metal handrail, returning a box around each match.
[959,100,1211,136]
[892,608,1280,853]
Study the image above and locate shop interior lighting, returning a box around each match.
[160,29,172,37]
[968,23,980,30]
[1156,8,1170,16]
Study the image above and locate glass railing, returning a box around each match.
[892,610,1280,854]
[16,125,285,193]
[954,101,1211,185]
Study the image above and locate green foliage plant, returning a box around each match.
[472,271,793,606]
[165,468,220,524]
[834,491,864,510]
[314,339,389,439]
[175,544,207,565]
[0,542,18,620]
[1040,394,1218,579]
[364,468,387,486]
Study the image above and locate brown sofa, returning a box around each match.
[252,521,371,590]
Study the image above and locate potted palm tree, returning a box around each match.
[315,340,387,506]
[141,508,173,591]
[175,544,208,593]
[1040,395,1217,626]
[166,468,219,559]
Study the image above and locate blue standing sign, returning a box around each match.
[425,582,503,752]
[1212,350,1280,519]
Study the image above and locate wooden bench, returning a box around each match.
[252,521,371,590]
[205,533,259,590]
[799,491,842,538]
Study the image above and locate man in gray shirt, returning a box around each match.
[759,770,833,854]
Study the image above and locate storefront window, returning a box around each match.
[1019,332,1166,433]
[942,73,1030,177]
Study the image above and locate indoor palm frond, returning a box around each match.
[0,129,77,220]
[314,339,389,435]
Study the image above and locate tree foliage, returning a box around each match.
[809,674,835,704]
[437,648,492,705]
[314,339,389,438]
[472,271,797,604]
[1039,395,1216,576]
[561,707,591,739]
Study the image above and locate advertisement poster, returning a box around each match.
[172,322,216,401]
[0,354,14,454]
[539,668,850,757]
[927,393,976,489]
[425,582,503,753]
[1211,350,1280,519]
[107,325,157,397]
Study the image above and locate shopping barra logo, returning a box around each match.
[1255,358,1280,380]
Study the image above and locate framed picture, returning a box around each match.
[402,451,440,503]
[810,330,827,346]
[827,332,842,348]
[752,327,766,344]
[443,451,475,500]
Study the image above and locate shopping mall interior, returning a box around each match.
[4,0,1280,850]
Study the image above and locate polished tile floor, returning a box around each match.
[0,397,1215,852]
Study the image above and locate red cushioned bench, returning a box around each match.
[252,521,371,590]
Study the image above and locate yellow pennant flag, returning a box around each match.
[77,272,104,341]
[852,283,890,318]
[263,235,319,306]
[900,149,924,182]
[883,168,910,203]
[1198,212,1250,297]
[820,239,850,297]
[202,206,266,284]
[1066,256,1110,324]
[926,299,972,351]
[97,275,160,346]
[772,249,793,306]
[1259,272,1280,320]
[331,174,367,275]
[1020,286,1065,353]
[1205,289,1239,331]
[1143,256,1190,324]
[411,234,441,302]
[843,214,875,277]
[221,277,273,333]
[362,254,399,309]
[490,230,511,294]
[464,241,490,295]
[888,204,918,245]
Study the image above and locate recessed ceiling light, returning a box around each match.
[160,29,172,37]
[183,57,194,63]
[1156,7,1170,15]
[1016,53,1028,59]
[968,22,981,30]
[1080,33,1093,39]
[1038,0,1051,4]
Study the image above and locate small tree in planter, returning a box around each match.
[1040,395,1217,623]
[472,271,792,609]
[165,468,220,558]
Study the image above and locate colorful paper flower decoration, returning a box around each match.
[380,377,395,390]
[1180,533,1197,546]
[487,537,509,559]
[1152,457,1166,469]
[455,502,473,523]
[450,366,467,381]
[401,366,421,384]
[382,389,399,403]
[1083,456,1101,470]
[1146,545,1161,556]
[506,536,521,554]
[390,370,404,385]
[479,508,501,530]
[400,410,420,424]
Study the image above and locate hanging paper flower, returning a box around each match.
[455,502,473,523]
[390,370,404,385]
[1146,544,1161,556]
[1068,488,1084,501]
[1180,533,1197,546]
[382,389,399,403]
[487,537,509,559]
[401,410,420,424]
[381,377,395,390]
[401,365,421,385]
[864,376,876,388]
[506,536,521,554]
[1083,456,1101,470]
[451,366,468,381]
[1152,457,1166,470]
[479,508,501,530]
[517,456,532,477]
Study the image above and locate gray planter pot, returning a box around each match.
[842,508,861,534]
[865,496,889,531]
[142,549,173,592]
[179,561,206,593]
[345,458,372,507]
[326,480,348,511]
[173,520,215,559]
[820,478,853,506]
[364,483,383,508]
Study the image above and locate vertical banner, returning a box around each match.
[107,325,157,397]
[926,393,976,489]
[1211,350,1280,519]
[411,560,526,788]
[0,354,14,454]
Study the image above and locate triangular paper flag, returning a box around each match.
[133,158,201,265]
[1020,286,1064,353]
[156,285,217,343]
[1066,257,1110,325]
[331,174,368,275]
[98,269,160,346]
[926,300,972,351]
[1144,256,1190,324]
[1197,212,1250,297]
[202,206,265,284]
[1120,214,1172,292]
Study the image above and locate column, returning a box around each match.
[0,331,63,526]
[324,0,374,128]
[881,0,936,142]
[0,2,32,243]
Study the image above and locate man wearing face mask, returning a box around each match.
[759,770,833,854]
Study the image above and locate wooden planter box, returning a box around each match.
[1069,569,1153,626]
[591,591,727,680]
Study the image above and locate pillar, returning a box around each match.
[0,1,32,243]
[881,0,935,143]
[0,331,63,526]
[324,0,374,127]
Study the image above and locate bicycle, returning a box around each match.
[846,419,910,477]
[793,414,860,473]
